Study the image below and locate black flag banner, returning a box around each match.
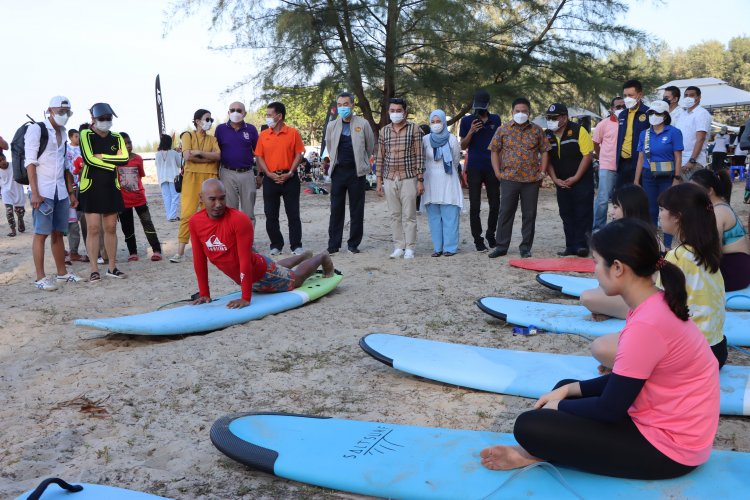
[155,74,166,136]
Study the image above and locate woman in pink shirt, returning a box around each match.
[481,218,720,479]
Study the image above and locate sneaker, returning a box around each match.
[389,248,405,259]
[270,248,281,256]
[520,251,533,258]
[128,254,139,262]
[151,252,162,261]
[576,248,590,257]
[97,257,105,264]
[476,242,488,252]
[56,273,84,283]
[34,277,58,291]
[105,268,126,279]
[292,247,305,256]
[348,247,360,254]
[488,248,507,259]
[404,249,415,259]
[169,254,183,263]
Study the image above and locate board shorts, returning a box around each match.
[253,255,297,293]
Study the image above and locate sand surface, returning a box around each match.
[2,166,749,499]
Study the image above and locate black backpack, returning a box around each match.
[10,119,48,185]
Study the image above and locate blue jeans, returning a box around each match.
[425,203,460,253]
[592,169,617,231]
[641,168,673,247]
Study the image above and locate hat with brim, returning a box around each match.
[647,100,669,115]
[90,102,118,118]
[49,96,71,109]
[472,89,490,110]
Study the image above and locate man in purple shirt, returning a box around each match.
[215,101,260,225]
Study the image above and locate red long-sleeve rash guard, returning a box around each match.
[189,208,267,301]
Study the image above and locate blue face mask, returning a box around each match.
[337,106,352,119]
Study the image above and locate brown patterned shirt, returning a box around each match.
[488,121,550,182]
[376,122,424,180]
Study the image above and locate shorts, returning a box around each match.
[33,193,70,235]
[253,255,297,293]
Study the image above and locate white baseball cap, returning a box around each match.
[49,96,72,108]
[647,100,669,115]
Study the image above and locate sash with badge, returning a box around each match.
[643,129,674,178]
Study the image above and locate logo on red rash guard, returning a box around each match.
[205,235,227,251]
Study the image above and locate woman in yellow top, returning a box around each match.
[588,183,727,370]
[170,109,220,263]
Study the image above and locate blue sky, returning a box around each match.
[2,0,748,147]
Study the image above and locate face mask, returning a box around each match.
[623,97,638,109]
[389,112,405,124]
[649,115,664,126]
[53,113,70,127]
[546,120,560,131]
[614,109,624,118]
[430,123,444,134]
[229,112,244,123]
[513,113,528,125]
[265,117,277,128]
[201,120,212,131]
[95,120,112,132]
[681,97,695,108]
[337,106,352,119]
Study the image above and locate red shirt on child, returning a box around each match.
[117,154,148,208]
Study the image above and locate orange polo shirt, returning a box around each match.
[255,124,306,172]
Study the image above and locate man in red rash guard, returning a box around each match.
[190,178,335,308]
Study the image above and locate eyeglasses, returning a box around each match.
[55,109,73,117]
[204,117,215,123]
[228,108,244,113]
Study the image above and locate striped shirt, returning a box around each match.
[376,122,424,180]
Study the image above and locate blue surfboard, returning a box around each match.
[74,273,343,335]
[477,296,750,346]
[211,412,750,499]
[537,272,750,311]
[360,333,750,416]
[15,479,169,499]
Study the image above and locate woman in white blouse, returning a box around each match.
[422,109,463,256]
[155,134,182,221]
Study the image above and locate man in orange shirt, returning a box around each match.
[255,102,306,255]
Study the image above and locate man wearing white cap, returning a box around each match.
[25,96,83,290]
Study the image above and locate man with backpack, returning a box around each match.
[24,96,83,290]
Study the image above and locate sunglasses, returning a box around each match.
[204,117,215,123]
[228,108,244,113]
[613,105,626,110]
[97,115,113,121]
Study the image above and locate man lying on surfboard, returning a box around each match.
[189,178,335,309]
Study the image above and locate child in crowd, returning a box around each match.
[117,132,163,261]
[64,128,87,262]
[481,218,719,480]
[155,134,182,221]
[0,153,26,237]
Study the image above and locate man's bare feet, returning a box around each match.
[480,445,541,470]
[321,253,335,278]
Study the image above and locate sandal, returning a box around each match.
[105,268,126,279]
[89,272,101,282]
[431,251,442,257]
[443,251,456,257]
[128,254,139,262]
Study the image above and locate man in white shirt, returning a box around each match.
[25,96,82,290]
[711,126,731,171]
[674,86,712,178]
[663,85,684,124]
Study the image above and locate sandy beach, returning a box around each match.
[2,167,749,499]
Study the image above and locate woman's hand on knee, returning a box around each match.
[534,385,568,410]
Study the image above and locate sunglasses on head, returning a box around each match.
[229,108,244,113]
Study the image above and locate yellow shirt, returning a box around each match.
[620,109,637,159]
[181,131,220,175]
[656,245,725,346]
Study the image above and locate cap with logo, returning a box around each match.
[472,89,490,110]
[90,102,118,118]
[546,103,568,116]
[49,96,71,109]
[647,100,669,115]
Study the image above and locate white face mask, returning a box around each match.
[95,120,112,132]
[623,97,638,109]
[229,112,244,123]
[681,97,696,109]
[265,117,277,128]
[546,120,560,131]
[649,115,664,126]
[614,109,624,118]
[430,123,444,134]
[512,112,528,125]
[53,112,70,127]
[389,112,405,124]
[201,120,212,131]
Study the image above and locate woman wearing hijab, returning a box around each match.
[422,109,463,256]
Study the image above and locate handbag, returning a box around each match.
[174,171,183,193]
[644,129,675,178]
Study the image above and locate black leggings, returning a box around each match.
[712,336,728,369]
[513,380,696,480]
[119,204,161,255]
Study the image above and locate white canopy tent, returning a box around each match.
[656,77,750,110]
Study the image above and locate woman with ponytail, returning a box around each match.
[481,218,719,479]
[691,168,750,291]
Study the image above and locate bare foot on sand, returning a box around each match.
[321,253,335,278]
[480,445,541,470]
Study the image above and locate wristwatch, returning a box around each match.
[688,158,697,164]
[417,177,424,182]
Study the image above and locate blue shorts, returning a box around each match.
[33,193,70,235]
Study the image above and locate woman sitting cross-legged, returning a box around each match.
[480,218,719,480]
